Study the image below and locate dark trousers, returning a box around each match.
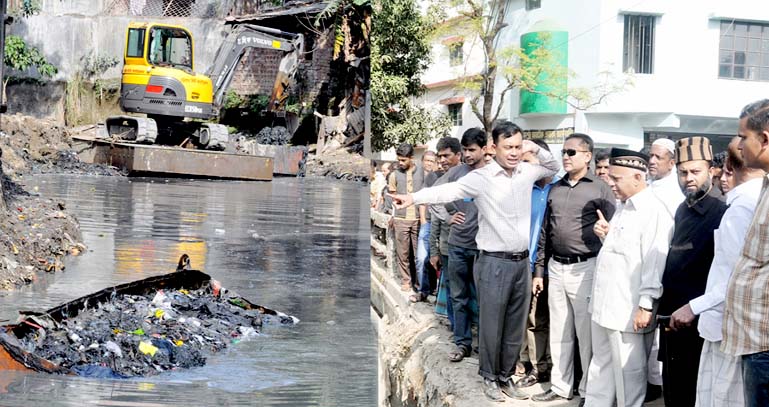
[393,218,419,288]
[448,244,478,349]
[743,350,769,407]
[474,252,531,381]
[437,254,453,328]
[659,325,703,407]
[520,275,550,375]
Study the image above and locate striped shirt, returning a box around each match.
[412,150,559,253]
[722,174,769,356]
[388,164,423,220]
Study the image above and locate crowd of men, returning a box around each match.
[371,98,769,407]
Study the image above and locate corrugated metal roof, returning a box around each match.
[226,1,328,22]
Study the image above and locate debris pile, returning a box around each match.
[305,146,369,182]
[0,114,123,177]
[253,126,291,145]
[0,164,84,289]
[30,150,126,177]
[17,285,271,378]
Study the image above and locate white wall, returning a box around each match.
[589,0,769,117]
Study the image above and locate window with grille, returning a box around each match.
[449,42,463,67]
[623,15,655,74]
[526,0,541,11]
[448,103,463,126]
[719,20,769,81]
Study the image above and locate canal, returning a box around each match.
[0,175,374,406]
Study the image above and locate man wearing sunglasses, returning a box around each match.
[531,134,616,405]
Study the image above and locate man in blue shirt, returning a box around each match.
[516,138,558,388]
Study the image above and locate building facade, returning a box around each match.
[405,0,769,159]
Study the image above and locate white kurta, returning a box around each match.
[647,171,682,386]
[691,177,763,341]
[650,170,685,220]
[591,187,674,333]
[587,187,674,406]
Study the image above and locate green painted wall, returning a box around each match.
[519,30,568,115]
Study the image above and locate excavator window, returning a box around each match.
[126,28,145,58]
[148,27,192,70]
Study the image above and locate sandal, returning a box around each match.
[448,345,470,362]
[515,373,539,388]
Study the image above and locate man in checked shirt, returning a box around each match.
[723,99,769,407]
[389,121,559,402]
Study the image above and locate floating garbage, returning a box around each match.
[0,256,297,378]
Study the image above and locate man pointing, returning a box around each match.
[389,122,559,401]
[585,148,674,407]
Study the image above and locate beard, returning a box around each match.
[684,178,712,206]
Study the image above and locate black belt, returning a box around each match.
[551,252,597,265]
[481,250,529,261]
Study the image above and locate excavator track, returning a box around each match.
[105,116,158,144]
[105,116,228,150]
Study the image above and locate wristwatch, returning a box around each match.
[639,306,653,312]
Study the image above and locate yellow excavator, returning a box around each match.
[106,22,304,150]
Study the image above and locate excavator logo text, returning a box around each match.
[237,35,280,49]
[185,105,203,114]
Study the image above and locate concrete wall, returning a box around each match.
[6,11,331,122]
[9,15,228,81]
[4,15,229,122]
[16,0,108,17]
[6,81,67,123]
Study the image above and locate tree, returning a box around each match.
[3,35,57,103]
[371,0,451,152]
[434,0,631,135]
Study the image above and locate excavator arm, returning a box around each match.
[206,24,304,116]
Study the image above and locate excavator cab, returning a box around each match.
[146,26,192,71]
[120,22,215,120]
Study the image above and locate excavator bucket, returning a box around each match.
[268,34,303,113]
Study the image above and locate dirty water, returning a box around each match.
[0,175,374,406]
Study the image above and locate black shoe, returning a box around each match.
[644,383,662,402]
[532,389,570,402]
[482,379,505,402]
[579,398,586,407]
[500,378,530,400]
[409,293,427,303]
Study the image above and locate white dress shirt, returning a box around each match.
[412,149,559,252]
[691,177,763,342]
[591,187,674,333]
[650,169,685,219]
